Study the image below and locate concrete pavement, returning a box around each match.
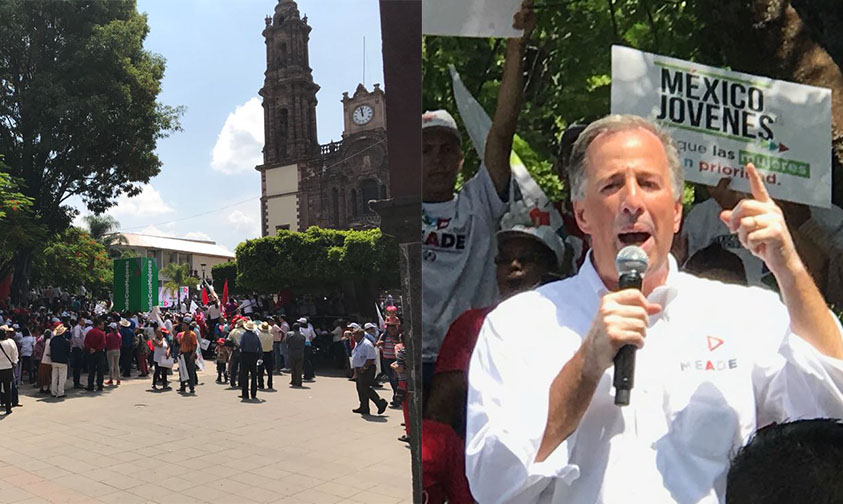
[0,364,411,503]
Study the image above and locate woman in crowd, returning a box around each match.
[35,327,52,394]
[152,328,171,390]
[105,322,122,386]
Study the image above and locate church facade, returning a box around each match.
[256,0,389,236]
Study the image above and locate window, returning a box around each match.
[360,179,379,215]
[350,189,358,217]
[276,224,290,231]
[332,188,340,225]
[277,108,288,159]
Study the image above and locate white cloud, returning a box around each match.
[211,97,264,175]
[138,224,176,237]
[183,231,212,241]
[109,185,174,217]
[226,209,260,235]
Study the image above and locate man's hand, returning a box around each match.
[719,163,801,278]
[581,290,662,379]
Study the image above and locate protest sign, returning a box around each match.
[113,257,159,312]
[423,0,521,38]
[611,45,832,208]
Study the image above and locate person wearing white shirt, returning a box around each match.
[465,115,843,504]
[0,326,20,414]
[300,318,317,381]
[350,329,388,416]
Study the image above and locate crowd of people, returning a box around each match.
[0,293,410,444]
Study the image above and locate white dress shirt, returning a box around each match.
[351,337,377,368]
[466,254,843,504]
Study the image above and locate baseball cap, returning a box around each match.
[422,110,460,142]
[297,317,307,324]
[497,225,566,269]
[347,322,361,330]
[363,322,376,330]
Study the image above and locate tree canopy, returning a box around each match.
[0,0,182,302]
[424,0,843,205]
[30,227,112,296]
[234,227,400,295]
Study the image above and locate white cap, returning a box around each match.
[497,225,565,269]
[347,322,361,330]
[422,110,460,141]
[13,324,19,329]
[297,317,307,324]
[52,317,60,323]
[109,322,118,329]
[184,317,192,323]
[363,322,376,330]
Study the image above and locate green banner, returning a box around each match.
[113,258,159,312]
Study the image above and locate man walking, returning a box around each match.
[300,317,316,381]
[351,328,388,415]
[84,319,107,392]
[286,323,306,387]
[238,321,262,400]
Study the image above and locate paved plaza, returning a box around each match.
[0,365,411,504]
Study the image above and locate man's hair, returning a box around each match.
[292,323,300,331]
[726,419,843,504]
[567,114,683,201]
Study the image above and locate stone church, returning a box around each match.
[256,0,389,236]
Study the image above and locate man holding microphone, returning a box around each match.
[465,115,843,503]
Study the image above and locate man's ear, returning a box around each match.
[573,199,592,234]
[673,198,682,234]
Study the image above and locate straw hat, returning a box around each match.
[54,324,68,336]
[259,321,270,332]
[119,319,131,327]
[244,321,257,332]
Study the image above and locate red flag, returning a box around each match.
[222,278,229,306]
[201,287,209,306]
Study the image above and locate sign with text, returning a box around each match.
[611,45,832,207]
[113,258,159,312]
[422,0,521,38]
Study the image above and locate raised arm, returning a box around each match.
[484,0,535,195]
[721,163,843,359]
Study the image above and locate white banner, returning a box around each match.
[610,45,832,208]
[422,0,521,38]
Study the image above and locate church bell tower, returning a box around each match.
[256,0,320,235]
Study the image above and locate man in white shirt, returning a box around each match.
[422,4,538,398]
[466,115,843,503]
[350,328,388,416]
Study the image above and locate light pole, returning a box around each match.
[200,263,206,281]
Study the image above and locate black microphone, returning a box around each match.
[613,245,648,406]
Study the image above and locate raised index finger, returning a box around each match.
[746,162,771,203]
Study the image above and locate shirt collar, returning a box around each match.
[577,251,681,315]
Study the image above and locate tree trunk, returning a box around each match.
[697,0,843,205]
[9,247,33,306]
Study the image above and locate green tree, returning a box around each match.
[83,214,128,258]
[423,1,707,199]
[211,261,240,298]
[234,226,399,294]
[31,227,112,295]
[161,261,193,303]
[0,0,183,303]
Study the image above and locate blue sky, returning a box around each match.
[72,0,384,252]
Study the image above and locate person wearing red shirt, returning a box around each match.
[84,319,107,391]
[423,224,564,503]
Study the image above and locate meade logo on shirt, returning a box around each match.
[679,335,738,371]
[422,212,469,254]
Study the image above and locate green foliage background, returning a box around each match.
[423,0,714,200]
[232,227,400,295]
[30,227,112,295]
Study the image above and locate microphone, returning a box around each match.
[613,245,648,406]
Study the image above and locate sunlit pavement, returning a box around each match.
[0,365,411,503]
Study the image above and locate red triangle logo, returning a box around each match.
[707,336,724,352]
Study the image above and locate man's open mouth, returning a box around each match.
[618,232,651,246]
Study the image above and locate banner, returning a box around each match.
[423,0,521,38]
[610,45,832,208]
[112,258,159,312]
